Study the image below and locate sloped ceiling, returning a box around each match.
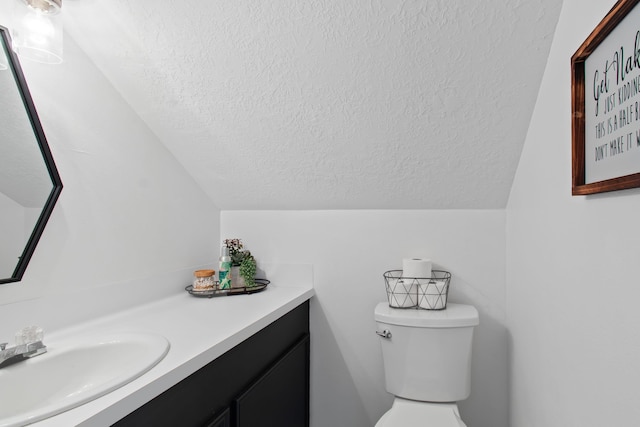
[64,0,562,209]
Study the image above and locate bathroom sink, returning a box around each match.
[0,332,170,427]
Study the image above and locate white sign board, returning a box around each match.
[584,2,640,184]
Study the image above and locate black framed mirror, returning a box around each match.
[0,25,63,284]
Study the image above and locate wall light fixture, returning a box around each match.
[11,0,62,64]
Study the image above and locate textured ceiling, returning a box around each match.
[65,0,562,209]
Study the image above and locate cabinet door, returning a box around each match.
[234,334,309,427]
[206,408,230,427]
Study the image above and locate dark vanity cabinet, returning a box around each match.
[114,301,310,427]
[206,408,231,427]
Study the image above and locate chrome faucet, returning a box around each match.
[0,326,47,368]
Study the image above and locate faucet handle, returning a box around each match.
[0,343,7,351]
[15,326,44,345]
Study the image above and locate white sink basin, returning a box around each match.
[0,332,170,427]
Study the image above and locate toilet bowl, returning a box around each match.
[374,302,479,427]
[375,399,466,427]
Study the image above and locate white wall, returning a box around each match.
[222,210,508,427]
[506,0,640,425]
[0,34,219,334]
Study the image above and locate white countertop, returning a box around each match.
[31,281,314,426]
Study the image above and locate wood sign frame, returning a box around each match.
[571,0,640,195]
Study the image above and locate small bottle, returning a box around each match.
[219,246,232,289]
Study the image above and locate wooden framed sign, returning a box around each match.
[572,0,640,195]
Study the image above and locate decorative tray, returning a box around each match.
[185,278,270,298]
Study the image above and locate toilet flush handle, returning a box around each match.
[376,329,392,339]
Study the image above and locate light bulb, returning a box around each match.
[22,12,55,44]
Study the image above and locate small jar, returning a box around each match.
[193,269,216,291]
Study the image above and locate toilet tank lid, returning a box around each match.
[374,302,479,328]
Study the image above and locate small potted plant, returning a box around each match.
[224,238,257,288]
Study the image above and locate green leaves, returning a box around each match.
[239,256,257,287]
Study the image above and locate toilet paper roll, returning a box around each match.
[419,293,446,310]
[402,258,432,278]
[418,279,448,309]
[387,278,418,308]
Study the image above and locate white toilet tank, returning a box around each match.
[374,302,479,402]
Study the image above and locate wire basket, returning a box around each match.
[383,270,451,310]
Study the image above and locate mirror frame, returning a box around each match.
[0,25,63,284]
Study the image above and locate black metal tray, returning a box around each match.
[185,278,270,298]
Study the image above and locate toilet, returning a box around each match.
[374,302,479,426]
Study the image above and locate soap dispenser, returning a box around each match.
[219,245,232,289]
